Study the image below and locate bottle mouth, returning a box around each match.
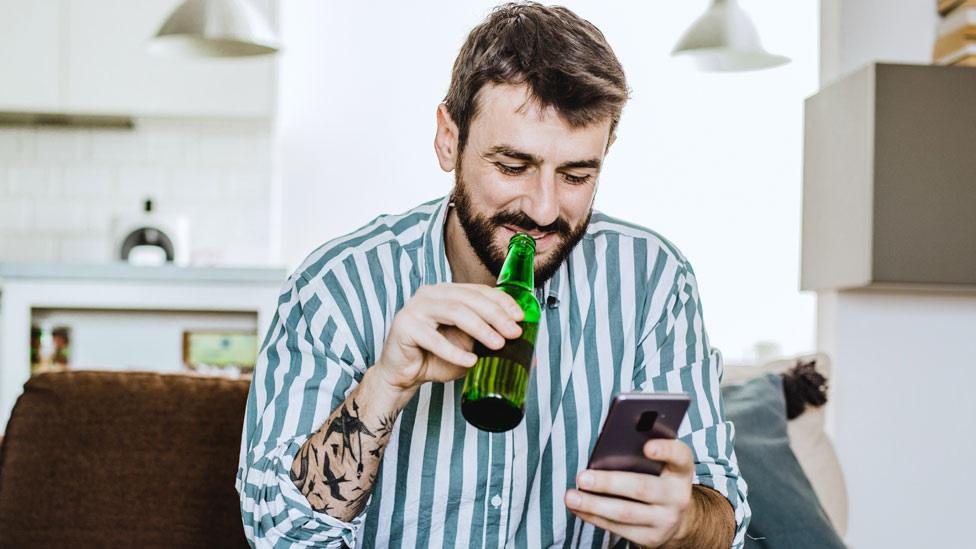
[509,232,537,251]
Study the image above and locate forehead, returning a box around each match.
[467,83,611,160]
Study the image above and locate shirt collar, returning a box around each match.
[421,194,564,308]
[420,195,453,286]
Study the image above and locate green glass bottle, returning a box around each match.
[461,232,541,432]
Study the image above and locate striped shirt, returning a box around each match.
[237,195,750,548]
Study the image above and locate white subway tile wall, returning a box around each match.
[0,119,272,266]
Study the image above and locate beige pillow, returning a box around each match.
[722,353,848,538]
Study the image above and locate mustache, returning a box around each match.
[490,210,571,236]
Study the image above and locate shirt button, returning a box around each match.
[491,494,502,508]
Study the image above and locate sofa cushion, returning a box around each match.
[722,373,846,549]
[724,353,848,536]
[0,371,250,548]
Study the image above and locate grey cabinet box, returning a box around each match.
[802,63,976,291]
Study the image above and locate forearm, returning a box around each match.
[289,367,415,522]
[662,485,735,549]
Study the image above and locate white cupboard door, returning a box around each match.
[64,0,275,118]
[0,0,63,112]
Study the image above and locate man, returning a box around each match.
[237,3,750,548]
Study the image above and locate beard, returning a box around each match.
[450,172,591,286]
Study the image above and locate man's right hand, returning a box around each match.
[373,283,525,394]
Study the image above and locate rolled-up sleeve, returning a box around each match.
[634,260,751,548]
[236,273,370,548]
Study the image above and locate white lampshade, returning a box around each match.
[672,0,789,72]
[150,0,279,58]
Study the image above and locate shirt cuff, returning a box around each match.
[692,465,750,549]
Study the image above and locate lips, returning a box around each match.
[500,225,555,251]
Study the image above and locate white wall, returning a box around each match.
[818,291,976,547]
[0,119,273,266]
[816,2,970,548]
[821,0,938,86]
[276,0,819,364]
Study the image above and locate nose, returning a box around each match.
[519,170,559,229]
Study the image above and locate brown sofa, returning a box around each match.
[0,371,250,548]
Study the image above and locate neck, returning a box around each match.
[444,207,496,286]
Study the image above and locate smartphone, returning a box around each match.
[586,392,691,476]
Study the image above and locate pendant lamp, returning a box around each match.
[150,0,279,58]
[672,0,789,72]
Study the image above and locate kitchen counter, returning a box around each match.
[0,262,288,434]
[0,262,288,284]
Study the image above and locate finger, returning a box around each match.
[460,284,524,321]
[425,300,509,350]
[645,439,694,477]
[455,290,523,339]
[563,488,654,526]
[576,469,665,504]
[439,325,474,350]
[413,325,477,367]
[566,489,683,542]
[423,284,523,334]
[566,509,646,545]
[568,508,666,548]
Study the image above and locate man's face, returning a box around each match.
[450,83,612,284]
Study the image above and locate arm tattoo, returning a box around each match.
[345,474,376,516]
[370,411,399,458]
[376,410,397,439]
[318,449,349,501]
[292,397,402,518]
[325,400,375,476]
[289,441,311,490]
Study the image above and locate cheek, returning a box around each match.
[467,167,523,209]
[561,186,596,222]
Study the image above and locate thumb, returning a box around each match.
[644,439,694,477]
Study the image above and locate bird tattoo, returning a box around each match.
[325,401,376,477]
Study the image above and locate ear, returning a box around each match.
[434,103,460,172]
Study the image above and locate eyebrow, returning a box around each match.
[485,145,602,170]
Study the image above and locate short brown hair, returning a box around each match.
[444,2,630,154]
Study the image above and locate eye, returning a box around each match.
[495,163,526,176]
[562,173,592,185]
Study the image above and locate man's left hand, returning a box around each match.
[564,439,697,548]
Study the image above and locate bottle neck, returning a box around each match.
[496,235,535,290]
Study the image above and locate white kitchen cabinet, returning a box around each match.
[64,0,275,118]
[0,0,63,112]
